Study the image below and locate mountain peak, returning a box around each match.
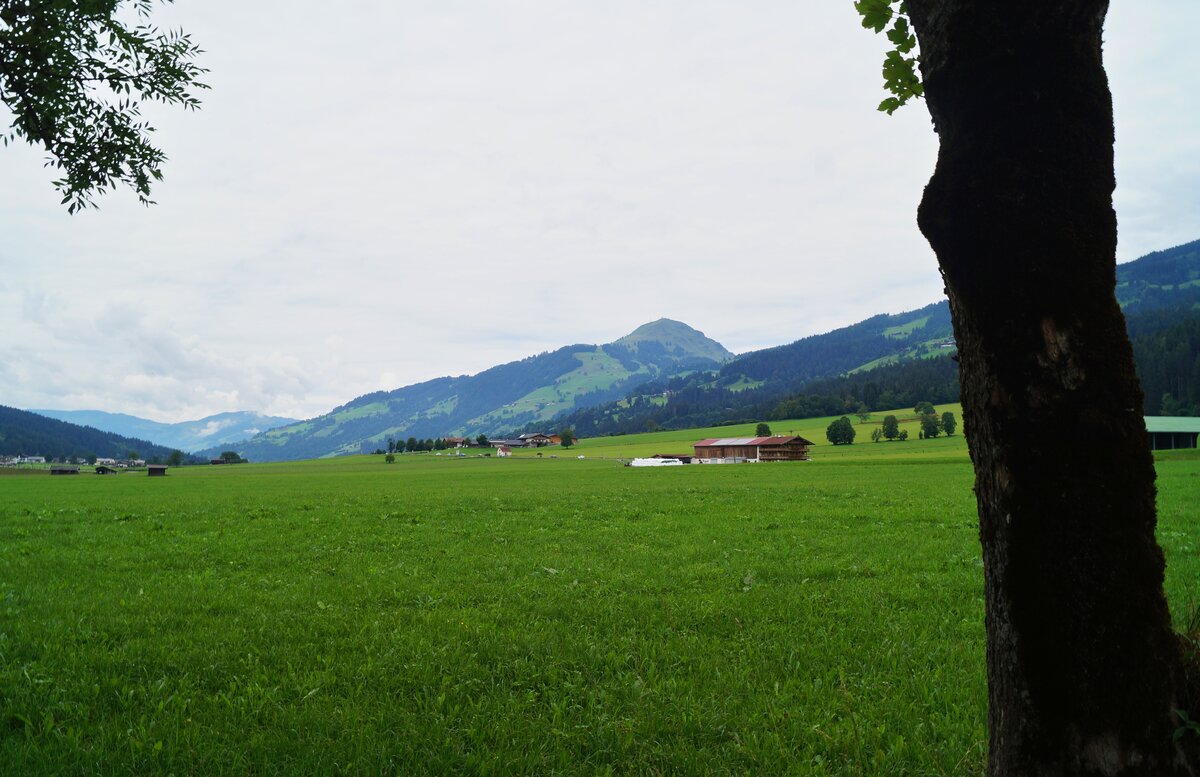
[611,319,734,363]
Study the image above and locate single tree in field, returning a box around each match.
[476,434,489,447]
[755,422,772,437]
[871,427,883,443]
[219,451,242,464]
[166,449,184,467]
[859,1,1194,771]
[560,427,575,448]
[387,438,396,454]
[0,1,208,211]
[940,411,957,437]
[881,414,900,441]
[405,437,418,453]
[914,400,935,416]
[855,404,872,424]
[825,416,856,445]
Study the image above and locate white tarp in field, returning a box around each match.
[628,458,684,467]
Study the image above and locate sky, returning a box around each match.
[2,1,1198,423]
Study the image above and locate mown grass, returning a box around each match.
[1,423,1197,775]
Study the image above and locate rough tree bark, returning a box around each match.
[903,1,1195,774]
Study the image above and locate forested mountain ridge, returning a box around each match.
[0,405,184,463]
[214,320,732,462]
[28,409,298,452]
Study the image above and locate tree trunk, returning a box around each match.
[904,2,1194,773]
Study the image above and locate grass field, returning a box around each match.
[2,409,1198,774]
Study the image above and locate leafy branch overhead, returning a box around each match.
[854,0,922,114]
[0,0,208,212]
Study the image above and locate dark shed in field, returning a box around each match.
[95,465,117,475]
[147,465,169,476]
[50,465,80,475]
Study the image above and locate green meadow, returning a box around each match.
[2,408,1198,774]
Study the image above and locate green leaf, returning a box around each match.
[878,96,904,115]
[854,0,893,33]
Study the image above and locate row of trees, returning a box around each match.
[382,435,486,454]
[827,407,957,445]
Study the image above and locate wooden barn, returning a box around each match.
[692,436,814,463]
[147,465,169,476]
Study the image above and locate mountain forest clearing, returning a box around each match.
[2,411,1198,774]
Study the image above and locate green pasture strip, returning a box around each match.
[1,446,1195,774]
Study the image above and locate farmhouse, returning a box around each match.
[692,436,814,463]
[518,433,553,447]
[1145,416,1200,450]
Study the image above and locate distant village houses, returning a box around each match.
[488,432,559,449]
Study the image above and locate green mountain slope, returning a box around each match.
[613,318,735,363]
[218,320,731,462]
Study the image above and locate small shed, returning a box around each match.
[50,465,80,475]
[147,464,169,476]
[1145,416,1200,450]
[95,465,118,475]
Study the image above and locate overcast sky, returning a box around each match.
[2,2,1198,423]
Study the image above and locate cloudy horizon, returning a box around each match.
[3,1,1197,424]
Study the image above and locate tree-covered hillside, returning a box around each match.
[721,301,953,386]
[0,406,185,462]
[1116,238,1200,312]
